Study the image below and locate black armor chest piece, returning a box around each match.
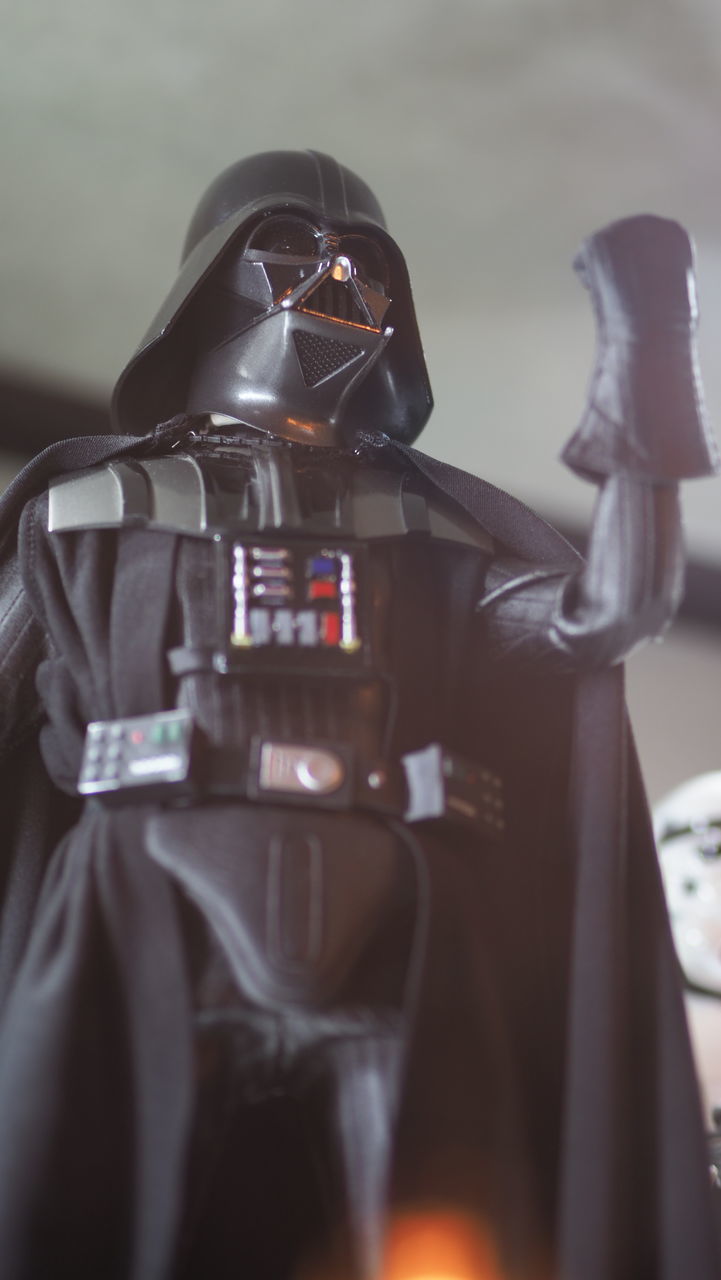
[48,436,491,670]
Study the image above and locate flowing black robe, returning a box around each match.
[0,427,715,1279]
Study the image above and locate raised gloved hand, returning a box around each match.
[562,214,718,483]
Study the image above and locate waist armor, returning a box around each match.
[145,804,417,1010]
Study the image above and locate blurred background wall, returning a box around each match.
[0,0,720,798]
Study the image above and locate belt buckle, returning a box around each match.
[248,737,353,809]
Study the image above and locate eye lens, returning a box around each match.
[341,236,390,289]
[699,841,721,861]
[247,216,320,257]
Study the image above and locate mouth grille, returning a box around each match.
[299,278,369,325]
[292,330,363,387]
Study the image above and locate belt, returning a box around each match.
[77,709,505,840]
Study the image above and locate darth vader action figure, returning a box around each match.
[0,150,717,1279]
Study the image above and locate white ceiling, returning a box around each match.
[3,0,721,556]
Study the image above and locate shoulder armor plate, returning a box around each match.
[48,456,207,534]
[48,453,493,551]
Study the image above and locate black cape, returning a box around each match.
[0,427,715,1279]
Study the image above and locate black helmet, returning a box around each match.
[111,150,433,445]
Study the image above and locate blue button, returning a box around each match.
[310,556,335,576]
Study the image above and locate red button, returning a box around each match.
[309,581,337,600]
[322,613,340,645]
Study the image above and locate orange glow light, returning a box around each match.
[380,1207,505,1280]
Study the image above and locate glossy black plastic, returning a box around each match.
[112,152,433,445]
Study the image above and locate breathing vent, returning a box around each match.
[300,277,369,325]
[292,330,362,387]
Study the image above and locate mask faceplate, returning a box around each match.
[112,151,433,442]
[186,215,393,445]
